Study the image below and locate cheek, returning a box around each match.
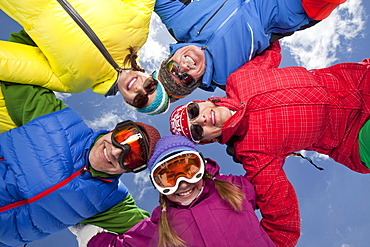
[119,88,135,103]
[89,143,100,164]
[166,194,177,203]
[203,126,222,138]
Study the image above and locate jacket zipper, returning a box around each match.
[0,166,86,212]
[197,0,229,35]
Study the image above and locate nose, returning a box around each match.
[134,86,145,94]
[135,74,151,93]
[178,59,190,73]
[191,113,206,126]
[180,64,189,74]
[111,145,123,161]
[133,81,145,94]
[178,181,189,189]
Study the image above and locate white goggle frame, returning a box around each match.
[150,150,205,195]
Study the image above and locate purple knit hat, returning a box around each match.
[148,135,198,172]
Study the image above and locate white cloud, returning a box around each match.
[312,152,329,161]
[85,109,138,131]
[140,13,175,72]
[281,0,367,69]
[132,171,154,201]
[54,92,72,100]
[300,150,329,161]
[133,170,151,185]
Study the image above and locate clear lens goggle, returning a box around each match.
[150,151,205,195]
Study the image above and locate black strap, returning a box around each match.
[293,152,324,171]
[56,0,122,72]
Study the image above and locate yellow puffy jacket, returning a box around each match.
[0,0,154,94]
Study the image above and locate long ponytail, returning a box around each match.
[203,171,245,211]
[157,195,186,247]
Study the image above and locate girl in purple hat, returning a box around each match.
[71,135,275,247]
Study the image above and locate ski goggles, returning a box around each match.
[186,102,204,142]
[111,120,149,173]
[165,60,196,87]
[132,75,159,109]
[150,151,205,195]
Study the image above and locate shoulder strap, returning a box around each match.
[57,0,123,72]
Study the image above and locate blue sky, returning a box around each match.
[1,0,370,246]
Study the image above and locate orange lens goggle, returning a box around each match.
[150,151,204,195]
[111,120,149,173]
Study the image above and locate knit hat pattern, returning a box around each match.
[134,122,161,161]
[158,55,202,103]
[169,103,192,140]
[148,135,198,172]
[136,71,170,116]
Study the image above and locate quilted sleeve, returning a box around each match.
[0,41,68,92]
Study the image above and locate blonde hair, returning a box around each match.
[157,171,246,247]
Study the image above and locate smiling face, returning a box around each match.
[189,101,232,142]
[88,133,129,175]
[166,180,203,205]
[171,45,206,83]
[117,70,157,108]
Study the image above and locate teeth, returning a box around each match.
[211,110,215,125]
[104,148,111,163]
[178,189,192,196]
[127,78,137,90]
[182,56,196,69]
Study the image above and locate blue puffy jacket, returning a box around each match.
[155,0,313,91]
[0,108,128,247]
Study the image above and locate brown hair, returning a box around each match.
[157,171,246,247]
[124,47,145,72]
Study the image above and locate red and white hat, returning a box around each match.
[169,103,192,140]
[169,101,206,143]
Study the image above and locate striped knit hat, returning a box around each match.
[136,71,170,116]
[148,135,198,172]
[158,55,202,103]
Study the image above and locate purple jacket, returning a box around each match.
[88,158,275,247]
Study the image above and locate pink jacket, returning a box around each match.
[209,41,370,246]
[88,159,275,247]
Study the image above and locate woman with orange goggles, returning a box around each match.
[150,150,205,195]
[77,135,274,247]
